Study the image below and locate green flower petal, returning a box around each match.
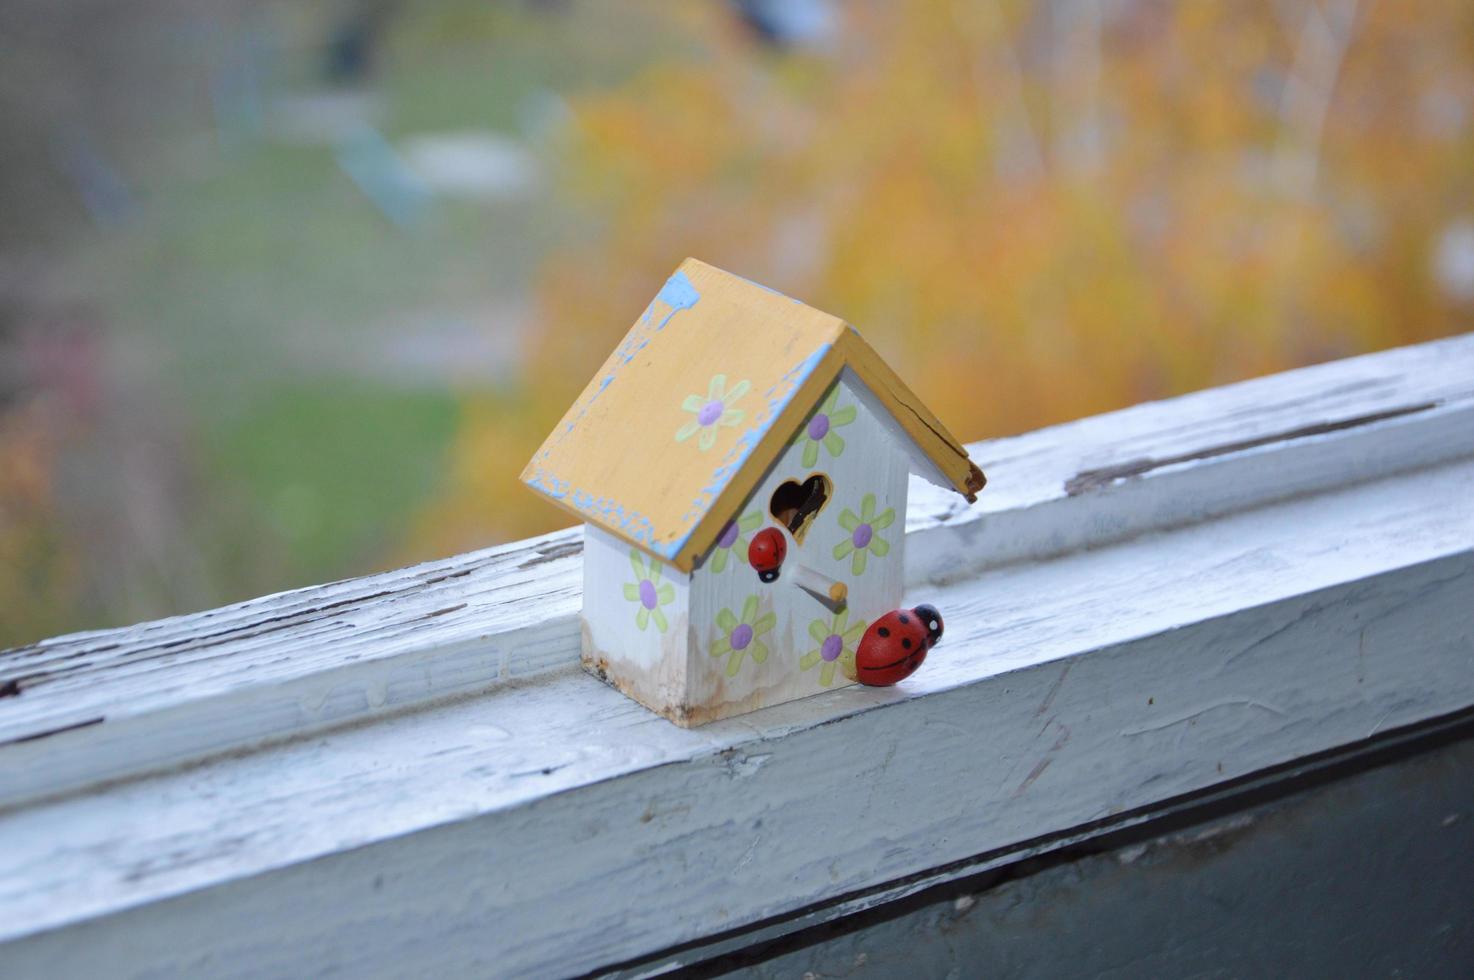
[823,431,845,457]
[833,539,854,560]
[718,408,745,428]
[852,549,868,576]
[752,611,777,636]
[651,607,668,633]
[838,509,859,532]
[843,620,868,643]
[716,608,738,632]
[821,386,839,413]
[675,420,701,443]
[871,508,896,530]
[681,394,704,413]
[726,652,743,677]
[710,549,729,574]
[724,379,750,405]
[629,550,646,579]
[820,661,836,686]
[739,510,763,531]
[623,583,641,601]
[636,606,651,630]
[808,619,830,644]
[869,535,890,557]
[708,374,726,400]
[698,427,718,451]
[800,649,822,670]
[649,559,663,579]
[828,404,857,426]
[711,636,731,657]
[833,608,850,633]
[861,493,877,521]
[802,440,820,468]
[656,582,675,604]
[750,641,769,664]
[740,594,759,625]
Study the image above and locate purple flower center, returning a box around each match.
[697,400,724,426]
[638,579,658,610]
[730,623,754,650]
[807,414,830,440]
[852,523,873,549]
[821,634,843,662]
[717,520,740,549]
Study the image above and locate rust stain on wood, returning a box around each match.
[1064,402,1440,496]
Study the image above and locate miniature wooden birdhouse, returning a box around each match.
[522,258,985,726]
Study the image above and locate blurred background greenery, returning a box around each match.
[2,0,1471,646]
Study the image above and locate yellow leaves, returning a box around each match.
[420,0,1473,551]
[573,66,743,206]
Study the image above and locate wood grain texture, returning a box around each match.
[905,331,1474,585]
[710,731,1474,979]
[0,529,583,811]
[0,450,1469,977]
[3,334,1472,812]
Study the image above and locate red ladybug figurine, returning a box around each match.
[748,527,787,583]
[854,604,943,686]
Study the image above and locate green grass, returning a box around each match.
[30,1,686,626]
[201,379,460,590]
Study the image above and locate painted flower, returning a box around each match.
[622,549,675,633]
[800,609,868,687]
[709,509,763,573]
[833,493,895,575]
[676,374,750,451]
[709,595,777,677]
[797,386,857,467]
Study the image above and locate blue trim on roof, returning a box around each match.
[653,269,700,330]
[679,342,832,532]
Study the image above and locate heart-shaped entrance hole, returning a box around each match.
[769,473,832,544]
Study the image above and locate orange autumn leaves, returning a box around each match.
[414,0,1474,554]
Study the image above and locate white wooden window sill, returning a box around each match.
[2,335,1471,977]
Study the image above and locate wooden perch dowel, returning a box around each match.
[790,562,848,610]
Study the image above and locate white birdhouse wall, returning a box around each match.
[581,524,692,710]
[580,371,911,726]
[685,372,910,720]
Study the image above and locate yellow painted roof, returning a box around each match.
[522,258,985,572]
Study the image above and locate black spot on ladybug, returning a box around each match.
[878,627,890,638]
[902,638,912,650]
[899,614,909,624]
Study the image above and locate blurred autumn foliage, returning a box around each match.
[415,0,1474,553]
[2,0,1472,645]
[0,404,76,642]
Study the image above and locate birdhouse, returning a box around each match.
[522,259,985,725]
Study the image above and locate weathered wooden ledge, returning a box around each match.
[4,334,1472,814]
[1,334,1472,977]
